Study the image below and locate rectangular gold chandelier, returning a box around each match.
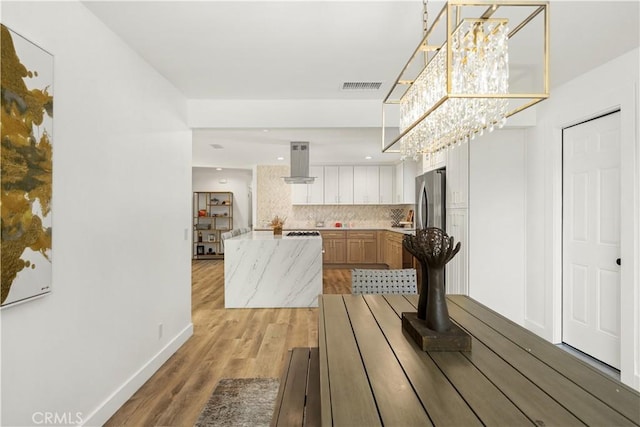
[382,0,549,159]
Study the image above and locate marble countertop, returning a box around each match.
[253,227,415,235]
[227,230,322,240]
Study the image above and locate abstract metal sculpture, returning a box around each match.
[402,228,470,351]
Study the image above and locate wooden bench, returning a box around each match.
[271,347,321,427]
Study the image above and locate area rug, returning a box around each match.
[194,378,280,427]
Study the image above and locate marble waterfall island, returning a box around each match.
[224,231,322,308]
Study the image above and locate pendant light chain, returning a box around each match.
[422,0,429,37]
[422,0,429,65]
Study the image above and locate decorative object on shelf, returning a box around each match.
[193,192,233,259]
[402,228,470,351]
[198,209,207,217]
[382,0,549,160]
[1,25,54,307]
[269,215,286,236]
[390,208,405,227]
[197,246,205,255]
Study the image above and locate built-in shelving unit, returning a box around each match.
[193,191,233,259]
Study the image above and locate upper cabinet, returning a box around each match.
[292,165,325,205]
[446,143,469,209]
[422,150,447,174]
[292,163,414,206]
[379,166,394,204]
[394,160,417,204]
[324,166,353,205]
[353,166,380,204]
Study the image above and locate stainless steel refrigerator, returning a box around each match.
[415,168,446,230]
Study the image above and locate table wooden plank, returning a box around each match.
[364,294,483,426]
[320,295,382,426]
[429,350,534,426]
[318,297,332,427]
[342,295,432,426]
[449,295,640,424]
[385,295,534,425]
[447,301,637,426]
[396,294,605,426]
[460,336,585,426]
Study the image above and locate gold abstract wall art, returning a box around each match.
[1,25,53,307]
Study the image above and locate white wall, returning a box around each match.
[192,167,252,229]
[469,129,527,325]
[1,2,193,425]
[524,48,640,389]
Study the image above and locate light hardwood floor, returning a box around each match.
[105,261,351,426]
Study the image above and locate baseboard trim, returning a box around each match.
[81,323,194,426]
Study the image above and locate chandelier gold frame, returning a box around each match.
[382,0,549,154]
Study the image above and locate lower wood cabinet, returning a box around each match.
[321,231,347,264]
[382,231,415,270]
[320,229,415,266]
[346,231,378,264]
[384,232,403,269]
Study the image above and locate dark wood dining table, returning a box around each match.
[318,294,640,426]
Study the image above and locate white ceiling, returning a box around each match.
[84,0,640,169]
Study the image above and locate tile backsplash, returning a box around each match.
[256,165,412,229]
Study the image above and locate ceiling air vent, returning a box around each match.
[341,82,382,91]
[209,144,224,149]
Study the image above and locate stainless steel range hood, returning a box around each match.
[284,141,315,184]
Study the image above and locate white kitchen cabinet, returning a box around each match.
[324,166,339,204]
[445,208,468,295]
[291,165,324,205]
[422,150,447,173]
[291,182,308,204]
[446,143,469,208]
[307,165,324,204]
[379,165,394,204]
[394,160,417,204]
[324,166,353,204]
[353,166,380,204]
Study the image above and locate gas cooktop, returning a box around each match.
[286,231,320,237]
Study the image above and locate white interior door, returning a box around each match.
[562,111,621,369]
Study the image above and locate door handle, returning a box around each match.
[616,258,621,266]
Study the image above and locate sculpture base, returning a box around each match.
[402,312,472,352]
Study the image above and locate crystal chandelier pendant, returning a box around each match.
[399,18,509,160]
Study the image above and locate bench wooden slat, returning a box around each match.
[448,294,640,424]
[367,294,484,426]
[318,298,331,427]
[272,348,311,427]
[304,348,321,427]
[343,295,432,426]
[447,301,637,426]
[321,295,382,426]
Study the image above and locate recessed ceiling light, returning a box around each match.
[277,156,284,161]
[263,129,270,133]
[216,167,223,171]
[365,156,372,160]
